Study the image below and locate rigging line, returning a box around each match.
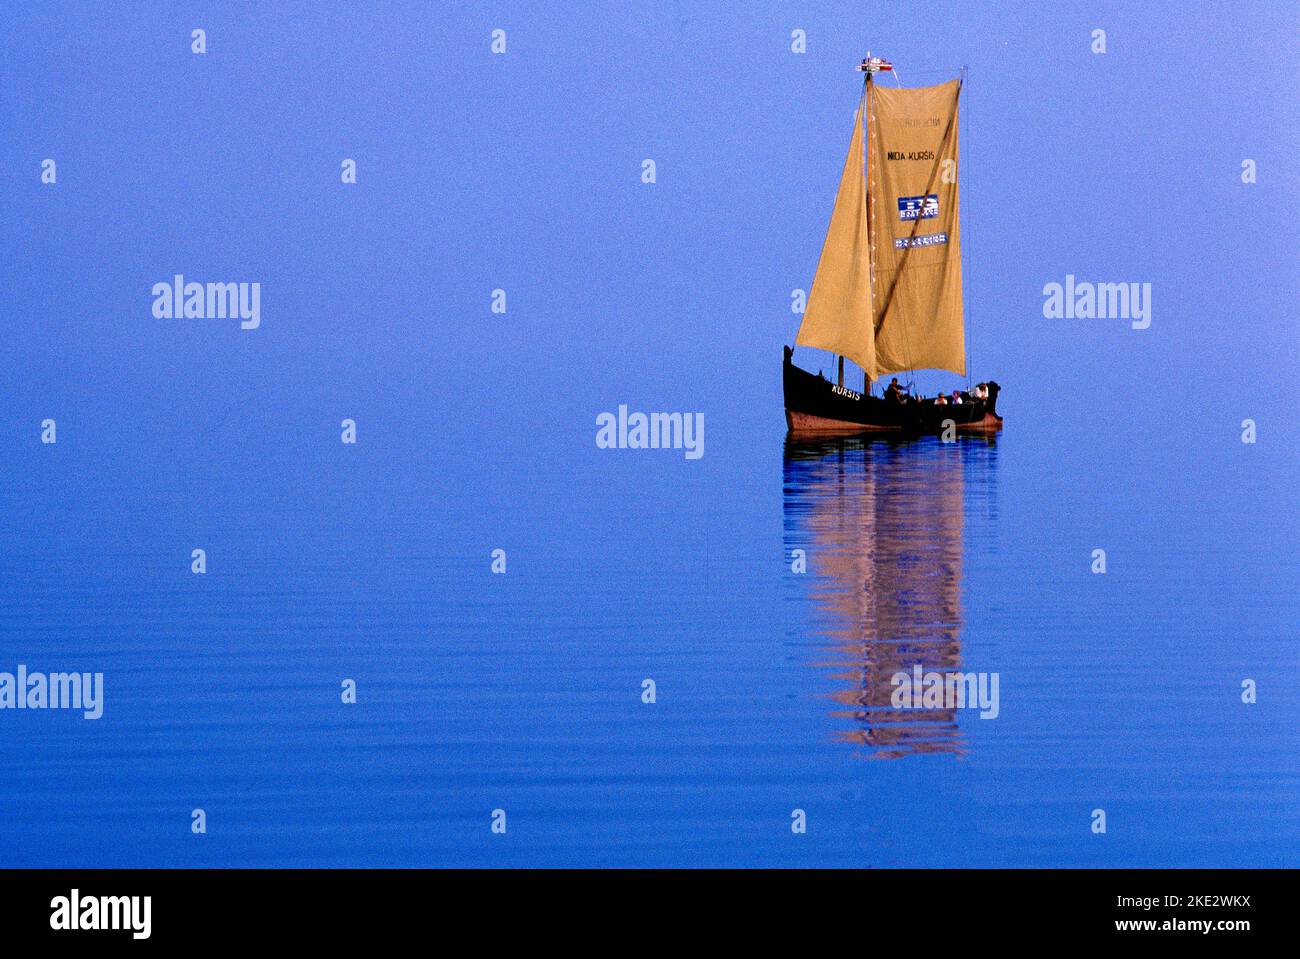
[877,79,917,388]
[862,75,874,392]
[885,65,906,414]
[865,70,917,387]
[961,65,973,391]
[896,69,961,78]
[866,72,909,389]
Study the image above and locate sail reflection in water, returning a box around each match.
[783,435,998,758]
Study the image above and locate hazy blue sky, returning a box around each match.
[0,0,1296,870]
[4,1,1296,447]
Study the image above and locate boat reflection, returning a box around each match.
[783,433,998,758]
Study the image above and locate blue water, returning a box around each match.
[1,415,1295,867]
[1,2,1297,868]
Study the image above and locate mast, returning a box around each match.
[862,68,873,394]
[857,55,891,393]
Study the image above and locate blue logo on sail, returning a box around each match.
[897,194,939,221]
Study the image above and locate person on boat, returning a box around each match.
[886,378,907,403]
[972,383,987,401]
[951,391,963,405]
[935,393,948,405]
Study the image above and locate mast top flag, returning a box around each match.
[795,55,965,382]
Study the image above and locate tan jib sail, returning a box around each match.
[869,78,965,377]
[795,94,875,376]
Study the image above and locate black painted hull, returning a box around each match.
[783,353,1002,436]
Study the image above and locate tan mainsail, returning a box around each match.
[869,79,965,376]
[794,94,875,376]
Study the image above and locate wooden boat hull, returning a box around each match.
[783,349,1002,436]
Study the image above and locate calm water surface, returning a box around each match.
[1,402,1295,868]
[3,0,1296,871]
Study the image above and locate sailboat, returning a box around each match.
[784,56,1003,436]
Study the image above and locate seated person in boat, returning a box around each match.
[972,383,988,401]
[934,393,948,405]
[951,391,963,405]
[885,378,908,403]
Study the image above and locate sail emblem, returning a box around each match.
[897,194,939,221]
[893,233,949,250]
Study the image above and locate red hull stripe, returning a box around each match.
[785,409,1003,435]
